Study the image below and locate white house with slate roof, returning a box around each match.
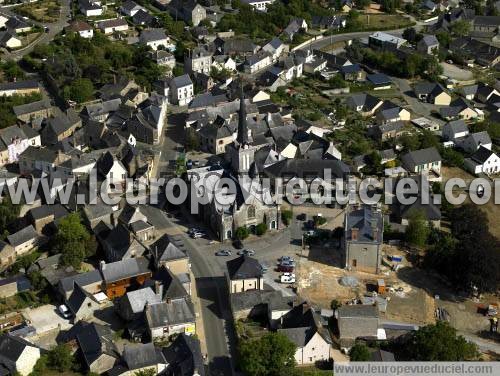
[139,29,173,51]
[401,147,442,175]
[168,74,194,106]
[119,342,167,375]
[464,146,500,175]
[6,225,42,256]
[460,131,492,153]
[66,283,101,320]
[0,334,40,376]
[120,0,146,16]
[226,255,264,294]
[145,298,196,339]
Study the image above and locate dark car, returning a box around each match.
[233,239,244,249]
[277,264,294,273]
[297,213,306,221]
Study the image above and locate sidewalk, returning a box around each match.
[190,270,208,356]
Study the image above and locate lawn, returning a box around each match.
[15,0,61,23]
[356,13,414,30]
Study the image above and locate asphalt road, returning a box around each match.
[1,0,71,60]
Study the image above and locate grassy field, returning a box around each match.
[357,13,413,29]
[15,0,61,23]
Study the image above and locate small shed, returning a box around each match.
[377,279,386,294]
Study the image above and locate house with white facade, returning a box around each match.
[168,74,193,106]
[241,0,275,11]
[464,146,500,175]
[139,29,173,51]
[0,334,41,376]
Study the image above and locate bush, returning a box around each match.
[281,210,293,226]
[235,227,249,240]
[313,215,327,226]
[349,343,371,361]
[255,223,267,236]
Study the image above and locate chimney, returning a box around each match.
[154,280,162,296]
[351,227,359,241]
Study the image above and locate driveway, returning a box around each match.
[23,304,72,335]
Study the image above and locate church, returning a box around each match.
[187,89,280,242]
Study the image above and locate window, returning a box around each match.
[247,205,256,219]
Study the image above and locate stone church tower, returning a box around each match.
[227,88,258,176]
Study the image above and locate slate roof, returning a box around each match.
[162,334,205,376]
[59,270,102,296]
[470,145,496,164]
[66,283,97,314]
[151,234,187,262]
[101,257,150,283]
[98,18,128,29]
[226,255,262,280]
[278,327,315,347]
[337,304,378,318]
[401,147,441,166]
[171,74,193,89]
[76,323,119,367]
[420,34,439,47]
[140,28,167,43]
[120,287,161,314]
[7,225,37,248]
[13,99,51,117]
[468,131,492,146]
[146,299,195,328]
[122,342,165,370]
[367,73,392,86]
[264,159,350,180]
[345,205,383,243]
[0,80,38,92]
[0,334,37,368]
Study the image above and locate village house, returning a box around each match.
[0,334,41,376]
[75,323,120,374]
[67,21,94,39]
[337,305,379,350]
[401,147,442,176]
[166,0,207,26]
[417,34,440,54]
[149,50,176,70]
[244,51,273,74]
[5,17,32,34]
[6,225,43,257]
[0,80,40,97]
[58,269,103,299]
[343,205,383,274]
[414,82,451,105]
[227,255,264,294]
[241,0,275,11]
[97,18,129,34]
[442,119,469,142]
[461,131,492,153]
[100,257,152,299]
[369,32,407,50]
[145,298,196,339]
[185,46,212,75]
[0,275,32,298]
[464,146,500,175]
[78,0,103,17]
[117,342,167,375]
[120,0,146,16]
[168,74,194,106]
[139,29,174,51]
[66,283,101,320]
[13,99,53,123]
[198,116,237,154]
[162,334,206,376]
[0,31,21,49]
[346,93,384,117]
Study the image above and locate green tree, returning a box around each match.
[53,212,96,269]
[255,223,267,236]
[239,332,296,376]
[349,343,371,361]
[1,60,26,81]
[63,78,94,103]
[450,20,471,36]
[405,209,430,248]
[185,128,200,151]
[47,344,74,372]
[281,210,293,226]
[0,195,20,234]
[134,369,156,376]
[330,299,341,310]
[397,321,479,360]
[235,226,250,240]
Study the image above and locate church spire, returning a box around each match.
[236,85,249,147]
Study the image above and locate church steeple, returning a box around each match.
[236,86,249,147]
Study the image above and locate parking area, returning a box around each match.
[23,304,72,335]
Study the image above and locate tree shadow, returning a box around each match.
[395,266,466,303]
[208,355,233,376]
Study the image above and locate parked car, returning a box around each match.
[278,256,294,263]
[260,263,269,273]
[279,260,296,268]
[277,264,294,273]
[191,232,204,239]
[188,228,201,234]
[305,230,315,236]
[215,250,232,256]
[238,249,255,256]
[280,273,296,284]
[58,304,72,319]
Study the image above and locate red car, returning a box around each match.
[277,264,294,273]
